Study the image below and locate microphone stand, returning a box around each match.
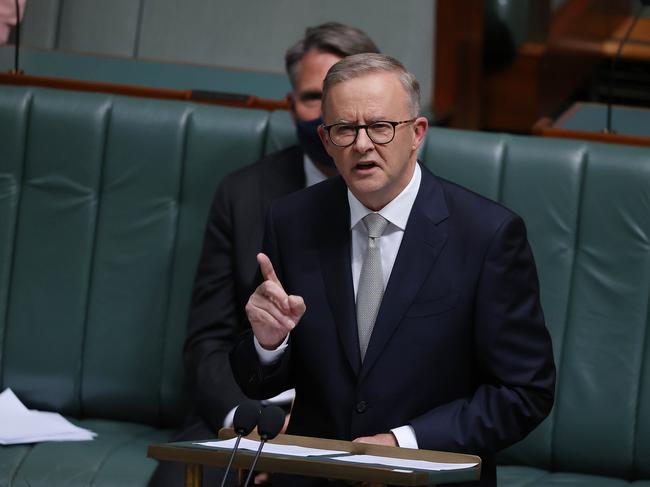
[219,434,243,487]
[604,0,646,133]
[241,437,268,487]
[241,405,285,487]
[12,0,21,74]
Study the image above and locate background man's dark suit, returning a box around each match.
[148,146,304,486]
[185,145,304,432]
[232,165,556,486]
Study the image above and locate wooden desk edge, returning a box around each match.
[148,443,479,486]
[147,430,481,486]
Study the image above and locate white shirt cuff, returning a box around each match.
[223,406,237,428]
[223,389,296,429]
[223,389,296,428]
[253,334,290,365]
[390,425,419,449]
[261,389,296,406]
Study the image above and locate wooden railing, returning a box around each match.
[0,71,291,111]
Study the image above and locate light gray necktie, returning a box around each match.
[356,213,389,361]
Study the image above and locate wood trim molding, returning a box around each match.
[533,116,650,147]
[0,72,290,111]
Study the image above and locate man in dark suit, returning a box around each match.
[149,23,379,487]
[232,53,556,486]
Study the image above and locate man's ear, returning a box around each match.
[288,92,297,122]
[412,116,429,151]
[317,124,333,155]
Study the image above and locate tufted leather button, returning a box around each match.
[355,401,367,413]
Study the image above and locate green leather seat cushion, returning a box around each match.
[498,466,650,486]
[0,420,173,487]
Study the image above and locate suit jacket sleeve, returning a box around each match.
[183,178,248,431]
[230,203,295,400]
[410,215,556,454]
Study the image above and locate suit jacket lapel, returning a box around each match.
[318,178,361,377]
[360,168,449,379]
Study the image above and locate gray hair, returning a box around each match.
[285,22,380,89]
[322,53,421,117]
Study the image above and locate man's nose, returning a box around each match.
[353,127,374,153]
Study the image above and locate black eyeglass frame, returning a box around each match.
[322,118,417,147]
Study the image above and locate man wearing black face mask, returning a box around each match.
[288,25,379,179]
[148,22,379,487]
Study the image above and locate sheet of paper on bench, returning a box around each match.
[0,388,96,445]
[196,438,347,457]
[333,454,478,471]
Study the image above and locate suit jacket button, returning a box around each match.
[355,401,367,413]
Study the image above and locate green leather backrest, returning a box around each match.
[264,110,297,155]
[0,85,271,427]
[422,127,650,479]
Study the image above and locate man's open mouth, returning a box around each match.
[356,161,377,170]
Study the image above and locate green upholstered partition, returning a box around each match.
[556,102,650,139]
[0,46,291,100]
[422,127,650,484]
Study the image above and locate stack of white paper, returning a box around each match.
[333,454,478,471]
[0,388,97,445]
[195,439,478,472]
[196,438,348,457]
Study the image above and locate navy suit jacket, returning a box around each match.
[231,165,555,486]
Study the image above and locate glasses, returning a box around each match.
[323,119,416,147]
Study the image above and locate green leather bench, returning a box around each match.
[420,131,650,486]
[0,85,281,486]
[1,84,649,486]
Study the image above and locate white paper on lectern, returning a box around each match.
[196,438,347,457]
[0,388,97,445]
[332,454,478,471]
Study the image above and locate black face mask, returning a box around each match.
[295,116,336,168]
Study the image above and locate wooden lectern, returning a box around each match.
[148,428,481,486]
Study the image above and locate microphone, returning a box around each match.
[219,400,262,487]
[242,405,285,487]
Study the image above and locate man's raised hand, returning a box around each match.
[245,253,306,350]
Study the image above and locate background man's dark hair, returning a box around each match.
[285,22,380,88]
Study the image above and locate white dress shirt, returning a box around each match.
[255,164,422,448]
[303,154,328,187]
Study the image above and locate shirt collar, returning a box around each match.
[348,163,422,230]
[303,153,328,187]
